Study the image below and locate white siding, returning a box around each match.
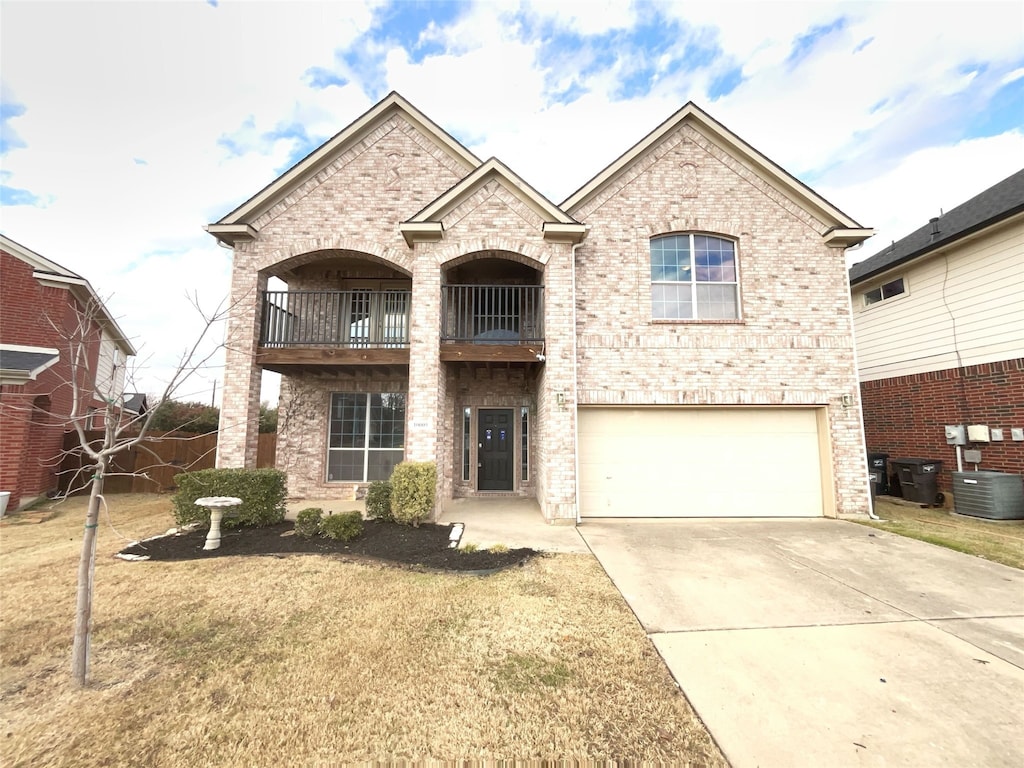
[853,217,1024,381]
[94,331,124,401]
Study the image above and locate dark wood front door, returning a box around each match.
[478,409,514,491]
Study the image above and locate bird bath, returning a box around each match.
[194,496,243,551]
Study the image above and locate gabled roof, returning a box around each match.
[208,92,482,244]
[849,168,1024,285]
[400,157,585,246]
[0,344,60,385]
[0,234,136,356]
[562,102,873,247]
[122,392,148,415]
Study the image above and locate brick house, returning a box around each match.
[210,92,873,522]
[850,169,1024,494]
[0,234,136,510]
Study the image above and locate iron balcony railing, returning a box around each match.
[441,285,544,343]
[260,290,411,348]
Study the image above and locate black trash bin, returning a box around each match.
[867,452,889,495]
[890,458,943,506]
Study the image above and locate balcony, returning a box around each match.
[254,285,546,372]
[440,285,544,363]
[258,290,411,371]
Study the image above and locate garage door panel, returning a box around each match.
[579,407,824,518]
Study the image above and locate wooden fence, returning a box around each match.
[59,431,277,495]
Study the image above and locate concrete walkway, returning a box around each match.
[578,519,1024,768]
[438,497,590,553]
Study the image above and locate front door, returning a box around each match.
[478,409,514,491]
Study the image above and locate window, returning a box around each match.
[327,393,405,482]
[520,407,529,482]
[651,234,738,320]
[462,407,471,482]
[863,277,905,306]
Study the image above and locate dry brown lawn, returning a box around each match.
[858,497,1024,569]
[0,495,725,766]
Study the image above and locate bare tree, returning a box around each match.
[48,293,232,686]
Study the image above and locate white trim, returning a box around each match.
[0,343,59,355]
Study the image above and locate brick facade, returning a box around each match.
[861,359,1024,493]
[0,248,114,509]
[568,123,870,517]
[213,95,871,520]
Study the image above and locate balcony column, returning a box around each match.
[405,253,443,464]
[217,266,267,468]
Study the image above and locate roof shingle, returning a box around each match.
[849,168,1024,285]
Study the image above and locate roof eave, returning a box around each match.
[823,228,875,248]
[542,223,588,244]
[399,222,444,247]
[205,223,257,246]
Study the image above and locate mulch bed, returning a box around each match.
[117,520,537,573]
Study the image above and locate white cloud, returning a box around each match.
[1,0,1021,405]
[834,130,1024,264]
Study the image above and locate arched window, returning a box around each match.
[650,234,739,320]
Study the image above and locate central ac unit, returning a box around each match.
[952,472,1024,520]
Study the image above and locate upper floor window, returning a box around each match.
[650,234,739,320]
[863,277,905,306]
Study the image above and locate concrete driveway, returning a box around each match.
[578,518,1024,768]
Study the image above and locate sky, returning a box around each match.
[2,0,1022,405]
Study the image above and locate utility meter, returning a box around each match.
[944,425,966,445]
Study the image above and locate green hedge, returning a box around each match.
[294,507,324,538]
[319,511,364,541]
[173,468,287,529]
[365,480,393,521]
[390,461,436,527]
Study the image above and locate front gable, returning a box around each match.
[207,93,482,248]
[400,158,585,249]
[564,102,872,247]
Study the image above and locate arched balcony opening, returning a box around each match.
[441,254,544,353]
[257,250,412,372]
[260,250,411,353]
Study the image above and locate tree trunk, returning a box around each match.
[71,456,106,686]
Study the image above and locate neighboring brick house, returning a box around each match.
[210,92,873,522]
[0,235,136,510]
[850,169,1024,494]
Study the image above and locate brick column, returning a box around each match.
[405,252,441,464]
[216,267,267,468]
[538,245,579,521]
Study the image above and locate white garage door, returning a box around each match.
[578,407,825,518]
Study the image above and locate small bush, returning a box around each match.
[460,542,479,553]
[365,481,393,521]
[173,468,287,528]
[294,508,324,538]
[488,543,510,554]
[320,511,364,541]
[390,461,436,527]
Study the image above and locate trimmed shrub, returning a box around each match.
[173,468,287,529]
[389,461,436,527]
[294,507,324,538]
[319,511,364,541]
[365,481,393,521]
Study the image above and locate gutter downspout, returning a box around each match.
[846,250,881,521]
